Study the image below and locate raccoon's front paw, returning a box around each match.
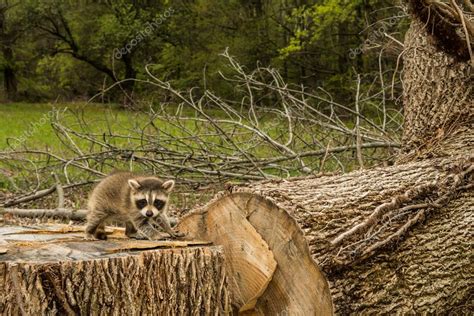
[95,231,108,240]
[84,232,107,240]
[84,233,96,240]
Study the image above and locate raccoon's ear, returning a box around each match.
[162,180,175,193]
[128,179,141,191]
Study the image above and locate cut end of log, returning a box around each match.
[0,224,231,315]
[178,192,334,315]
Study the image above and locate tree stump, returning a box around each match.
[0,224,231,315]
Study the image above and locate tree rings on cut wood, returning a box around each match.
[178,192,334,315]
[0,224,231,315]
[178,194,277,312]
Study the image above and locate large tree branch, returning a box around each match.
[38,10,117,81]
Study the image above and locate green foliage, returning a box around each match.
[0,0,408,106]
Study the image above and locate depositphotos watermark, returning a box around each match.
[114,7,174,60]
[8,109,57,150]
[349,10,407,59]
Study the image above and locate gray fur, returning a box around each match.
[85,171,183,240]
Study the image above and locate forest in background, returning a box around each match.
[0,0,408,106]
[0,0,411,198]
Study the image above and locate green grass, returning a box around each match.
[0,102,132,150]
[0,102,395,193]
[0,102,241,151]
[0,102,56,149]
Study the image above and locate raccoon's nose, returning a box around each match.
[145,210,153,217]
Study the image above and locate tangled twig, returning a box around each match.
[0,53,400,206]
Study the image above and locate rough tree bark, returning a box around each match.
[0,224,231,315]
[178,10,473,315]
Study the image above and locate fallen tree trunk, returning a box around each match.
[0,224,231,315]
[178,11,474,313]
[179,150,473,314]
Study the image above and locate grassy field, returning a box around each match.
[0,102,398,210]
[0,102,133,150]
[0,102,395,187]
[0,102,248,151]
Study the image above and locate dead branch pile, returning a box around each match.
[0,51,400,207]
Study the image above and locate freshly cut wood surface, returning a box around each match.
[178,195,277,312]
[178,193,333,315]
[0,224,230,315]
[244,193,333,315]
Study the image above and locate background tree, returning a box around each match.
[0,0,409,105]
[0,1,30,100]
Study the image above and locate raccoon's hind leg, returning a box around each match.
[85,209,109,240]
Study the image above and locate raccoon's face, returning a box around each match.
[127,178,175,218]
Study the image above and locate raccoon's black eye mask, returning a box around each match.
[154,199,165,210]
[136,199,147,209]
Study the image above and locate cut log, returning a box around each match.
[178,195,277,312]
[178,194,334,315]
[0,224,231,315]
[178,148,473,314]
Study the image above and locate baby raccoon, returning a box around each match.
[85,171,184,240]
